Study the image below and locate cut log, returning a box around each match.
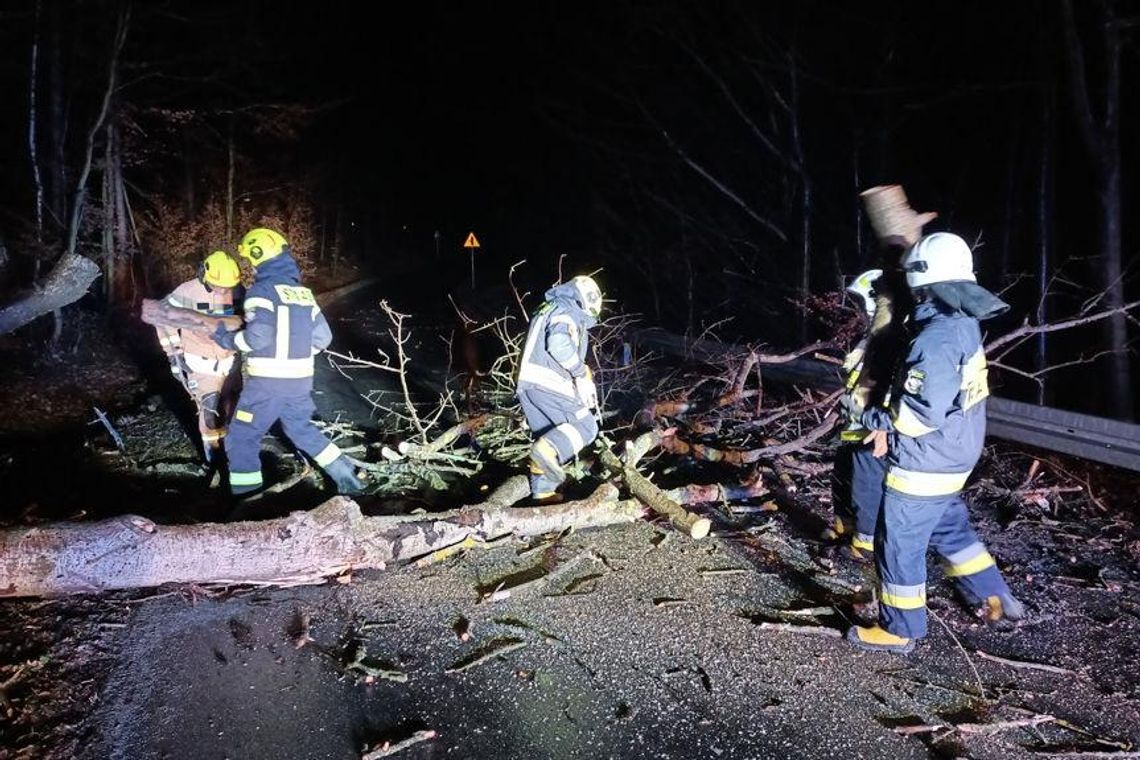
[860,184,936,248]
[0,252,100,336]
[139,297,242,333]
[0,487,643,598]
[596,442,711,540]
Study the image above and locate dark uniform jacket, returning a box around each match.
[217,254,331,394]
[861,299,990,497]
[516,282,597,400]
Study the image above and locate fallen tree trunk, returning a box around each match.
[596,442,712,539]
[139,297,242,332]
[0,253,101,336]
[0,488,645,598]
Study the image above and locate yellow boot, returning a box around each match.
[846,625,915,654]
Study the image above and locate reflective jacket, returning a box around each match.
[157,278,237,375]
[862,300,990,497]
[216,254,331,392]
[516,282,596,400]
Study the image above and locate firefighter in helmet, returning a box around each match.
[847,232,1025,654]
[515,275,604,502]
[156,250,242,463]
[211,227,365,497]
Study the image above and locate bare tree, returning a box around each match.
[1059,0,1133,419]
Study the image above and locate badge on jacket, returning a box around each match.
[903,368,925,395]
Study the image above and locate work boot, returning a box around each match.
[528,491,565,508]
[323,456,366,496]
[845,625,915,655]
[981,592,1025,624]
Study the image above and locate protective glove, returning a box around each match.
[211,322,236,350]
[576,375,598,411]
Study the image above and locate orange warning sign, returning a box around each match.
[463,232,481,249]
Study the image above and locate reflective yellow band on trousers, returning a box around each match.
[531,438,561,468]
[246,356,315,378]
[943,541,996,577]
[314,443,342,468]
[230,470,263,487]
[885,467,970,497]
[881,581,926,609]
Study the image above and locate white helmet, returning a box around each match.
[902,232,975,289]
[846,269,882,317]
[571,275,603,318]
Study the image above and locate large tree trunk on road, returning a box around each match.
[0,489,645,598]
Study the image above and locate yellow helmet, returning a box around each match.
[201,250,241,288]
[237,227,290,266]
[571,275,603,318]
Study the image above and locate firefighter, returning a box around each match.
[516,275,603,502]
[211,227,364,497]
[847,232,1024,654]
[829,268,891,560]
[156,250,242,463]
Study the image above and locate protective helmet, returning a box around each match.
[571,275,603,318]
[200,250,241,288]
[237,227,290,266]
[901,232,975,289]
[845,268,882,317]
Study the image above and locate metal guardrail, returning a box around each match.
[631,328,1140,473]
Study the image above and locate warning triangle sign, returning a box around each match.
[463,232,481,249]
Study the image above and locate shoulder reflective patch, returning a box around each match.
[244,296,276,313]
[960,348,989,410]
[903,368,925,395]
[273,284,316,306]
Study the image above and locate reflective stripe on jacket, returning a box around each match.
[861,300,989,496]
[221,254,332,387]
[516,282,596,399]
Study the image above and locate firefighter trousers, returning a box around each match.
[518,387,598,498]
[187,370,237,461]
[225,379,346,495]
[876,488,1011,639]
[833,443,887,554]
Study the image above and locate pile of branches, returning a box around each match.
[321,296,841,492]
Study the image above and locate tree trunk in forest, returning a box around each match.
[102,126,115,306]
[1036,87,1054,405]
[112,124,131,304]
[183,124,196,222]
[226,115,235,244]
[46,0,65,230]
[1060,0,1133,419]
[0,491,646,598]
[28,0,44,246]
